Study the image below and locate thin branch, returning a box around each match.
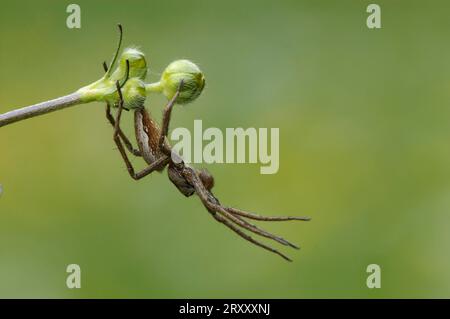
[0,92,83,128]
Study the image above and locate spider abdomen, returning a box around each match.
[134,108,164,170]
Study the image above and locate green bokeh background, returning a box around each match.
[1,0,450,298]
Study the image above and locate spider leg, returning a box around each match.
[194,185,300,249]
[159,81,184,156]
[212,211,292,262]
[100,38,139,156]
[106,103,142,156]
[112,80,170,180]
[226,207,311,222]
[185,167,294,261]
[219,211,300,249]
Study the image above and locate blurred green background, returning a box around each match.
[1,0,450,298]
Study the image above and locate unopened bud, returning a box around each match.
[159,60,205,104]
[111,48,148,81]
[120,78,146,109]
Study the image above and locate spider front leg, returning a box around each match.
[183,167,310,262]
[112,81,170,180]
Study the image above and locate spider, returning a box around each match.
[104,63,310,262]
[0,23,310,261]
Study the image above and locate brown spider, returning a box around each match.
[106,67,310,262]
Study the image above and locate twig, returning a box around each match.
[0,93,82,128]
[0,24,125,129]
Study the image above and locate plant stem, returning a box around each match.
[145,81,163,94]
[0,92,83,128]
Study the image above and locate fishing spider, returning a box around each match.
[105,64,310,262]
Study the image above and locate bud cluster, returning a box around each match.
[77,45,205,109]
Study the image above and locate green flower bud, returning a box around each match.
[156,60,205,104]
[111,48,148,81]
[77,48,148,103]
[118,78,147,109]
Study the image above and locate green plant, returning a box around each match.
[0,24,205,127]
